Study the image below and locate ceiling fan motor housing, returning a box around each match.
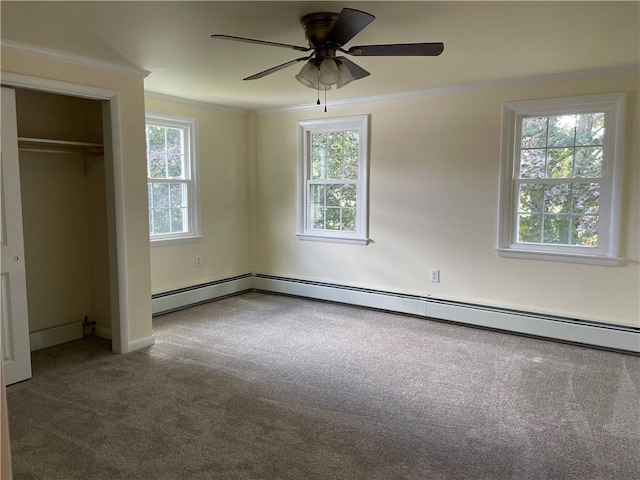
[300,12,339,48]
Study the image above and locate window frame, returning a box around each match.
[297,115,370,245]
[146,113,202,246]
[497,93,626,266]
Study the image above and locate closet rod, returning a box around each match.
[18,146,104,157]
[17,137,103,148]
[17,137,104,156]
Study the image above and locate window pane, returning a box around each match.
[171,208,185,233]
[326,185,342,207]
[170,183,186,208]
[543,214,570,244]
[344,131,359,157]
[571,215,598,246]
[546,148,573,178]
[574,147,603,178]
[344,155,358,180]
[343,184,357,207]
[325,207,341,230]
[519,149,545,178]
[311,133,327,180]
[521,117,547,148]
[327,131,344,180]
[547,115,576,147]
[342,208,356,232]
[147,126,165,152]
[152,183,170,208]
[544,184,570,213]
[167,128,183,153]
[518,183,544,213]
[572,183,599,214]
[311,184,326,207]
[518,214,542,243]
[167,154,183,178]
[149,153,166,178]
[312,207,326,229]
[152,208,170,234]
[575,113,604,146]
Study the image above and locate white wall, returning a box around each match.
[144,96,252,294]
[254,72,639,327]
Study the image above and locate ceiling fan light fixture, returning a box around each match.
[319,58,339,86]
[336,61,355,89]
[295,61,319,89]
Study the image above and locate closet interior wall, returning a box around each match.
[15,88,112,344]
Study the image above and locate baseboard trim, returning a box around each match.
[127,335,155,352]
[151,274,253,315]
[253,275,640,354]
[30,322,83,352]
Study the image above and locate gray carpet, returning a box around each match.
[6,292,640,479]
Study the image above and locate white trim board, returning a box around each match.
[253,276,639,354]
[152,274,254,315]
[1,71,130,355]
[257,64,640,114]
[30,322,83,352]
[2,40,150,78]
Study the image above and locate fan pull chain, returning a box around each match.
[316,67,321,106]
[324,87,327,113]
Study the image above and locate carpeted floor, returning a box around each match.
[6,292,640,479]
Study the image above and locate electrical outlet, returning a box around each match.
[195,255,202,268]
[430,269,440,283]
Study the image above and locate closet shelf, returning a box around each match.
[17,137,104,156]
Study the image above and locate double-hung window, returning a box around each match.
[146,114,200,244]
[297,115,369,245]
[497,93,625,265]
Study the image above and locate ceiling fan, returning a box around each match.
[211,7,444,93]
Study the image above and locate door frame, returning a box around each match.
[1,72,129,353]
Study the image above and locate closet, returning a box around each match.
[14,88,112,350]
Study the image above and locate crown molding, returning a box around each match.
[256,64,640,115]
[1,39,150,78]
[144,91,248,115]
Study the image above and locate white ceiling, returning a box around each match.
[2,1,639,111]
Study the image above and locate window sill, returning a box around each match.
[496,248,621,266]
[297,234,369,246]
[151,235,204,247]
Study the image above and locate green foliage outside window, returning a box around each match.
[517,113,603,247]
[310,130,359,231]
[146,124,188,235]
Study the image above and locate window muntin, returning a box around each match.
[498,93,625,265]
[146,115,199,242]
[298,116,369,244]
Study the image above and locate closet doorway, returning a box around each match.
[2,78,125,385]
[16,88,113,345]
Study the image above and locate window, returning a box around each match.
[497,93,626,265]
[146,114,200,244]
[297,115,369,245]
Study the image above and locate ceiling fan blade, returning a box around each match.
[211,34,311,52]
[243,55,313,81]
[337,57,370,80]
[348,42,445,56]
[325,8,375,46]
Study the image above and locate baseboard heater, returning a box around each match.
[254,275,639,354]
[151,273,639,354]
[151,274,254,315]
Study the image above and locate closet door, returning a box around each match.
[1,87,32,385]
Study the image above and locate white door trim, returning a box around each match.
[1,71,129,353]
